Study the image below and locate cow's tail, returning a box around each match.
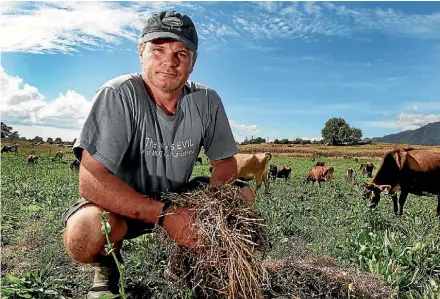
[265,152,272,161]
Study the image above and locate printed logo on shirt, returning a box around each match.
[142,137,196,158]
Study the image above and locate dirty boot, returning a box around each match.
[87,253,122,299]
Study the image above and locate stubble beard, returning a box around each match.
[147,71,186,94]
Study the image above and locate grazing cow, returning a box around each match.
[323,166,335,183]
[70,159,80,171]
[195,157,203,165]
[52,151,64,162]
[353,158,359,163]
[363,148,440,217]
[275,166,292,182]
[346,168,356,181]
[268,164,278,181]
[305,166,327,187]
[1,145,18,154]
[360,162,375,178]
[268,165,291,182]
[316,161,325,166]
[26,155,38,165]
[306,166,334,186]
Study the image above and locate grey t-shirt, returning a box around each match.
[73,73,238,198]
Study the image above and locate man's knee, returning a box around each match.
[63,205,127,263]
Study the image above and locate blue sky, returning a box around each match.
[1,1,440,142]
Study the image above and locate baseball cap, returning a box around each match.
[140,11,198,52]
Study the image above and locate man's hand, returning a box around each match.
[162,206,198,249]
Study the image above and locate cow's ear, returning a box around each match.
[393,150,407,169]
[378,185,392,191]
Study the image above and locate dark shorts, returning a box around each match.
[61,176,249,240]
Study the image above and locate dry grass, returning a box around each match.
[262,256,398,299]
[238,143,440,158]
[164,184,270,299]
[161,185,397,299]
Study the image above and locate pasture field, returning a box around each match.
[1,150,439,298]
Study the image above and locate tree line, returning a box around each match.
[3,117,363,147]
[241,117,363,145]
[1,122,74,144]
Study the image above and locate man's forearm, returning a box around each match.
[210,156,238,185]
[79,165,163,224]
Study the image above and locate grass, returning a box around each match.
[1,144,440,298]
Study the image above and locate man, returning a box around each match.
[61,10,254,298]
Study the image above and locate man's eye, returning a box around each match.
[178,52,188,58]
[152,48,164,54]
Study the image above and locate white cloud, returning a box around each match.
[395,113,440,131]
[0,2,147,53]
[229,120,260,134]
[361,113,440,131]
[0,67,92,129]
[2,2,439,54]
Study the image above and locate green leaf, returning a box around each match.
[6,275,24,285]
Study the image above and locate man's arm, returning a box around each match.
[79,150,196,248]
[209,156,238,185]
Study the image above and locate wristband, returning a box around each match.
[157,201,173,227]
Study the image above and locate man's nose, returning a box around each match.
[162,51,179,66]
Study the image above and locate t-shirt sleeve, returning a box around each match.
[73,87,133,174]
[203,91,238,160]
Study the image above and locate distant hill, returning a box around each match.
[373,121,440,146]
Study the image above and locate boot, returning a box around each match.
[87,253,122,299]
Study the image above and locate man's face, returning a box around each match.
[140,39,196,93]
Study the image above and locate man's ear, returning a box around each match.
[138,43,145,62]
[189,51,197,72]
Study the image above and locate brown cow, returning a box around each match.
[323,166,334,183]
[346,168,356,181]
[234,152,272,193]
[363,148,440,217]
[306,166,334,186]
[26,155,38,165]
[316,161,325,166]
[209,153,272,193]
[268,165,292,182]
[360,162,374,178]
[52,151,64,162]
[306,166,326,187]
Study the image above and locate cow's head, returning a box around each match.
[363,184,391,207]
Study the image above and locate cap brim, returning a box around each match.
[140,32,197,52]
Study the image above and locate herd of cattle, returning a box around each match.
[204,148,440,218]
[1,149,81,171]
[3,145,439,218]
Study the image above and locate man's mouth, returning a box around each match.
[157,72,177,77]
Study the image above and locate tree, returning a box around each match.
[33,136,44,143]
[54,137,63,144]
[47,137,54,144]
[347,127,363,144]
[1,122,13,138]
[10,131,20,140]
[321,117,362,145]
